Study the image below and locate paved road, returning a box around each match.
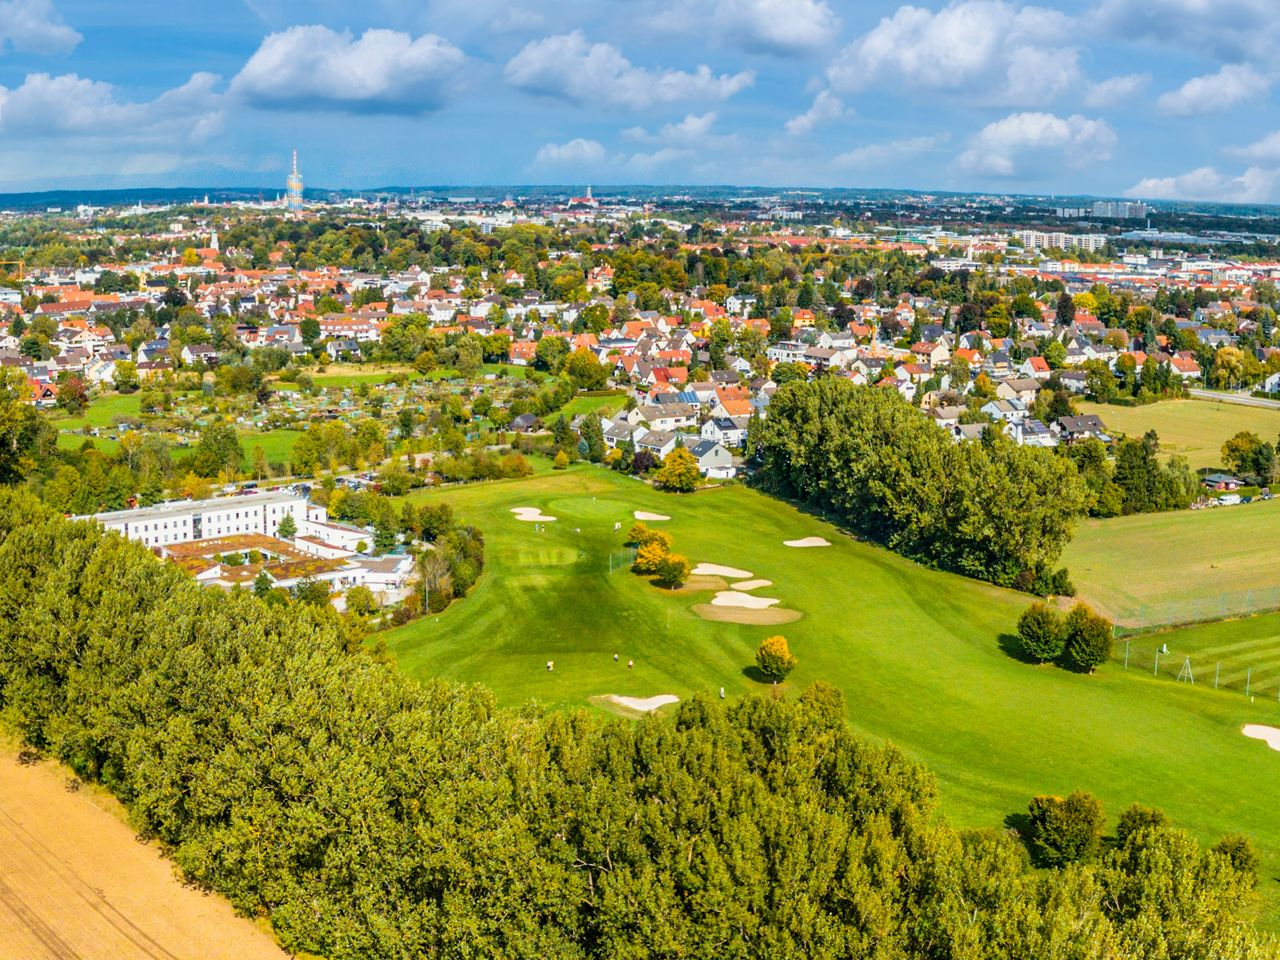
[1187,388,1280,410]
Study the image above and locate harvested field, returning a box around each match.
[0,748,285,960]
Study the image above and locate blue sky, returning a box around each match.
[0,0,1277,201]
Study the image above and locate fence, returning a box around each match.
[1111,586,1280,636]
[1114,635,1280,703]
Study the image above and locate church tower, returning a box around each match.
[286,150,304,212]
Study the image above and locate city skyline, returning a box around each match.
[0,1,1277,202]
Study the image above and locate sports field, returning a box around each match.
[1078,397,1280,470]
[383,466,1280,924]
[1064,498,1280,627]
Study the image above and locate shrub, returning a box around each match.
[1017,602,1065,663]
[553,450,569,470]
[1115,804,1170,845]
[756,635,798,680]
[1027,791,1105,866]
[655,552,691,589]
[633,539,669,574]
[1213,834,1260,888]
[1061,603,1114,673]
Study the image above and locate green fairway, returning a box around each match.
[1120,611,1280,699]
[50,393,142,430]
[239,429,303,466]
[383,466,1280,925]
[1064,500,1280,627]
[1079,397,1280,470]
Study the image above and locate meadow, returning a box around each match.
[1078,397,1280,470]
[383,466,1280,924]
[1064,498,1280,627]
[49,392,141,430]
[239,428,304,467]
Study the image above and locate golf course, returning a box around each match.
[384,465,1280,925]
[1079,397,1280,470]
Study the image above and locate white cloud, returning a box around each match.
[827,1,1079,106]
[954,111,1116,177]
[1088,0,1276,63]
[505,31,753,109]
[1126,165,1280,203]
[0,71,222,139]
[230,26,466,113]
[1227,131,1280,162]
[834,134,948,168]
[625,147,693,173]
[0,0,79,55]
[785,90,845,136]
[1156,63,1268,116]
[534,138,607,166]
[716,0,840,55]
[1082,73,1149,108]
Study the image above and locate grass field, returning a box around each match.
[49,393,142,430]
[1064,499,1280,628]
[239,429,303,466]
[383,466,1280,925]
[1079,398,1280,470]
[558,393,627,419]
[55,432,120,455]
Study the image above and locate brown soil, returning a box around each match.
[0,748,287,960]
[692,603,804,625]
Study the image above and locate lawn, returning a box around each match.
[1063,499,1280,628]
[558,393,627,419]
[56,431,120,455]
[50,393,142,430]
[1078,397,1280,470]
[239,429,304,466]
[382,466,1280,926]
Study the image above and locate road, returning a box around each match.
[1187,388,1280,410]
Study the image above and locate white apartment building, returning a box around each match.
[1013,231,1109,253]
[83,491,314,548]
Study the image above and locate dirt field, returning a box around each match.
[0,748,287,960]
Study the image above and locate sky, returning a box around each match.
[0,0,1278,201]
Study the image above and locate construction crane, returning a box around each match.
[0,260,24,281]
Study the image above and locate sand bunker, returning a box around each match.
[1243,724,1280,752]
[511,506,557,522]
[591,694,680,718]
[732,579,773,590]
[693,563,753,579]
[712,591,780,609]
[784,537,831,548]
[634,511,671,521]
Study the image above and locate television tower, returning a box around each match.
[286,150,304,212]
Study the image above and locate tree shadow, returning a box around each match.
[741,665,780,685]
[998,632,1038,664]
[1003,811,1032,838]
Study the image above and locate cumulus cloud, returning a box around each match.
[1088,0,1277,63]
[834,134,948,169]
[1082,73,1149,108]
[0,0,79,55]
[230,26,466,113]
[624,147,693,173]
[1126,166,1280,203]
[1156,63,1269,116]
[534,138,607,166]
[0,71,222,140]
[954,111,1116,177]
[716,0,840,55]
[785,90,845,136]
[505,31,753,109]
[827,1,1079,106]
[1227,131,1280,162]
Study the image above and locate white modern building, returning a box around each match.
[82,491,315,548]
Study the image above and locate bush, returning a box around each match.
[553,450,569,470]
[1027,791,1105,866]
[1061,603,1113,673]
[1213,834,1260,888]
[1115,804,1170,845]
[632,539,669,574]
[756,635,798,680]
[655,552,691,589]
[1017,602,1065,663]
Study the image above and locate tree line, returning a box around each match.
[0,491,1269,958]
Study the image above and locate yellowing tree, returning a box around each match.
[655,447,700,492]
[755,635,797,680]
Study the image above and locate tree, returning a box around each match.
[562,349,609,390]
[113,360,139,393]
[771,361,809,385]
[580,415,606,463]
[346,584,377,618]
[293,576,331,606]
[1222,431,1265,475]
[1017,602,1065,663]
[252,571,273,597]
[553,450,569,470]
[1115,804,1170,845]
[535,335,568,373]
[1061,603,1113,673]
[654,447,700,492]
[755,635,798,680]
[191,423,243,478]
[300,316,321,344]
[655,552,691,589]
[1213,834,1260,888]
[55,375,88,415]
[1027,791,1105,866]
[632,537,670,574]
[277,513,297,539]
[1056,293,1076,326]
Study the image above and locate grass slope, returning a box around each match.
[383,466,1280,924]
[1064,499,1280,627]
[1079,398,1280,470]
[50,393,142,430]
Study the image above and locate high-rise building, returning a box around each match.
[286,150,304,212]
